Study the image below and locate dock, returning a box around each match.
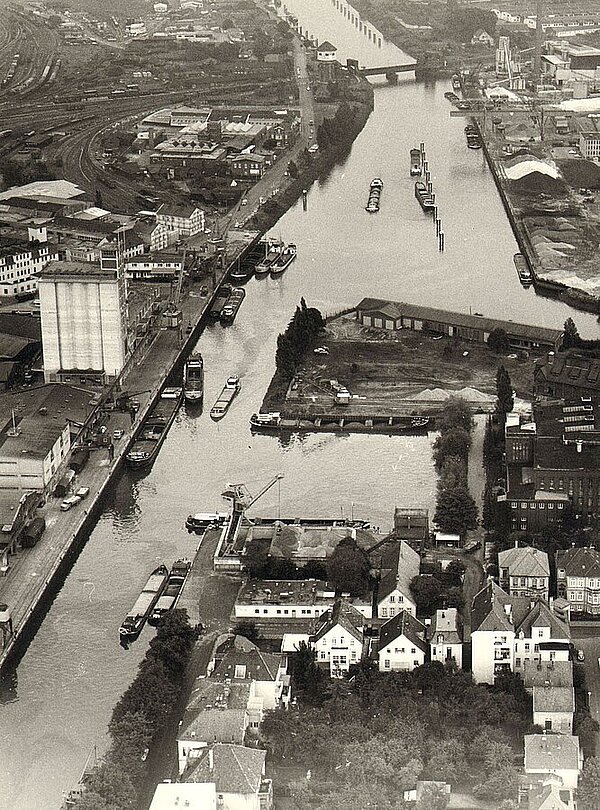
[0,232,259,673]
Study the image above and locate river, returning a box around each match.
[1,3,599,809]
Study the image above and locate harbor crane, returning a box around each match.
[222,473,284,520]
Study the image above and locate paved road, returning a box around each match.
[574,636,600,755]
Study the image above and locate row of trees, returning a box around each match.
[262,661,539,809]
[71,610,198,810]
[433,399,478,536]
[275,297,325,377]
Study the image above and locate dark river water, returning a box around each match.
[1,4,599,809]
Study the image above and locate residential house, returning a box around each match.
[156,203,205,238]
[98,230,145,262]
[527,777,575,810]
[377,540,420,619]
[534,353,600,399]
[376,610,427,672]
[230,153,268,179]
[132,219,170,253]
[532,684,574,733]
[523,660,574,692]
[177,703,248,775]
[471,28,495,46]
[524,735,582,790]
[429,607,463,668]
[471,581,570,684]
[499,545,550,601]
[149,783,217,810]
[310,599,365,677]
[0,236,60,298]
[183,743,273,810]
[556,546,600,615]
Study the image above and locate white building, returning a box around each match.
[498,545,550,601]
[182,744,273,810]
[429,608,462,668]
[156,203,205,239]
[38,251,128,384]
[0,233,59,298]
[316,41,337,62]
[556,547,600,616]
[125,252,183,281]
[310,599,365,677]
[471,581,570,685]
[377,540,420,619]
[377,610,427,672]
[524,735,582,790]
[149,783,217,810]
[579,131,600,160]
[532,685,574,734]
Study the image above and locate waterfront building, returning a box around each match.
[182,744,272,810]
[355,298,562,352]
[376,610,427,672]
[471,581,570,684]
[556,546,600,616]
[38,253,128,384]
[393,507,429,547]
[534,353,600,399]
[125,251,184,281]
[429,607,463,668]
[377,540,420,618]
[230,153,269,179]
[316,40,337,61]
[156,203,205,239]
[524,735,582,790]
[498,545,550,601]
[503,399,600,530]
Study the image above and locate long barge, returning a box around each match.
[125,386,183,469]
[209,284,232,319]
[365,177,383,213]
[270,244,296,277]
[210,376,241,420]
[220,287,246,325]
[415,181,435,212]
[119,565,168,642]
[249,412,431,435]
[148,559,191,626]
[184,353,204,404]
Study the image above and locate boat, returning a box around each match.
[208,284,232,319]
[250,412,282,431]
[410,148,422,176]
[414,181,435,212]
[452,74,461,90]
[365,177,383,213]
[184,353,204,404]
[125,387,183,469]
[229,258,252,283]
[444,91,459,103]
[514,253,533,286]
[466,132,483,149]
[270,244,297,277]
[186,511,228,534]
[255,240,284,275]
[119,565,168,641]
[210,376,241,420]
[220,287,246,324]
[148,559,191,626]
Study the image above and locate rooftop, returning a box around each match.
[236,578,370,610]
[378,540,421,603]
[378,610,427,654]
[523,660,573,689]
[532,685,575,714]
[311,598,365,643]
[524,734,580,772]
[0,180,86,201]
[149,783,216,810]
[38,260,118,281]
[211,636,283,682]
[556,546,600,578]
[267,523,375,560]
[179,707,247,745]
[183,743,266,794]
[498,546,550,578]
[471,581,569,639]
[429,608,462,645]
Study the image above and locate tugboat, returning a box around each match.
[365,177,383,213]
[255,239,283,275]
[220,287,246,325]
[250,412,282,431]
[148,559,191,626]
[184,353,204,404]
[125,387,183,469]
[210,376,241,420]
[414,181,435,212]
[119,565,169,642]
[410,148,422,176]
[270,244,297,277]
[514,253,533,286]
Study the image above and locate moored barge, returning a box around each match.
[119,565,168,642]
[126,387,183,469]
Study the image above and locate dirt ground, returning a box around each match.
[288,315,537,412]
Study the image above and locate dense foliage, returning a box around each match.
[263,663,535,808]
[410,560,465,616]
[71,610,198,810]
[495,365,514,415]
[275,298,325,377]
[326,536,371,596]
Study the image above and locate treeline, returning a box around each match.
[432,398,478,536]
[562,317,600,354]
[316,101,361,151]
[71,610,198,810]
[261,662,538,809]
[275,297,325,377]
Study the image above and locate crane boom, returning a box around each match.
[246,473,284,509]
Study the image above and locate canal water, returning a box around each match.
[2,4,599,809]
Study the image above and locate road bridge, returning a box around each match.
[352,61,416,83]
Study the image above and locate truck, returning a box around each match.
[21,517,46,548]
[54,469,76,498]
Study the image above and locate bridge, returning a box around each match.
[349,60,417,82]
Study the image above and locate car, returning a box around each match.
[507,353,518,359]
[113,429,124,440]
[308,144,319,153]
[577,649,585,662]
[76,486,90,499]
[306,85,310,91]
[313,347,329,355]
[259,196,267,204]
[240,198,248,206]
[60,495,81,511]
[309,119,314,126]
[432,334,444,340]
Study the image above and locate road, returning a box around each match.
[574,636,600,755]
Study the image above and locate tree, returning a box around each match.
[487,328,510,353]
[437,397,474,434]
[327,536,370,596]
[434,487,478,535]
[496,365,514,414]
[289,641,327,704]
[287,159,299,179]
[433,427,472,468]
[574,713,600,759]
[416,782,449,810]
[95,189,103,208]
[221,17,234,29]
[234,620,260,645]
[562,317,581,349]
[244,538,270,578]
[410,575,444,615]
[438,456,467,491]
[578,757,600,810]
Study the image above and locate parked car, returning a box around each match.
[76,486,90,499]
[113,429,124,440]
[60,495,81,512]
[577,649,585,662]
[314,346,329,355]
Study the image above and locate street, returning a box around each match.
[572,634,600,755]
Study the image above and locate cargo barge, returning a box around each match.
[148,559,191,626]
[119,565,168,642]
[125,387,183,469]
[210,376,241,420]
[184,353,204,404]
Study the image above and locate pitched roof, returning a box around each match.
[523,661,573,689]
[498,546,550,578]
[471,581,515,633]
[378,540,420,603]
[184,743,266,794]
[516,600,570,641]
[532,686,574,714]
[318,40,337,51]
[179,708,247,744]
[524,734,580,772]
[534,353,600,394]
[311,598,364,643]
[528,781,571,810]
[556,546,600,578]
[471,581,568,639]
[430,608,462,645]
[212,645,282,682]
[378,610,427,654]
